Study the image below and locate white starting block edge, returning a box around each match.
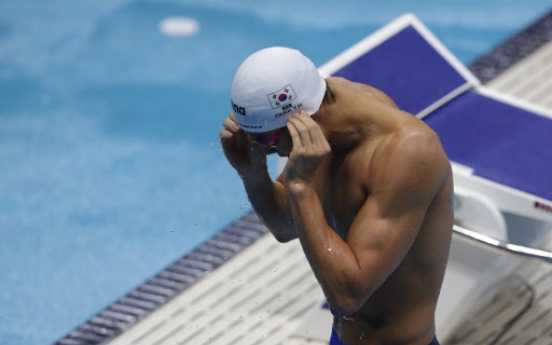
[447,86,552,225]
[449,88,552,225]
[478,85,552,121]
[452,165,552,224]
[318,13,480,122]
[453,185,508,241]
[318,13,480,89]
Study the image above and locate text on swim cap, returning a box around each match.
[231,101,246,116]
[274,103,302,118]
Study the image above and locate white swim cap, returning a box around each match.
[231,47,326,133]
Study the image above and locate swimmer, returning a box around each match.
[220,47,453,345]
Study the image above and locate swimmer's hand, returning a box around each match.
[220,112,267,178]
[284,112,331,188]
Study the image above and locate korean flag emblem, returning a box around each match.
[267,84,297,109]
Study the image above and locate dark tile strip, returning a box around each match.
[469,9,552,84]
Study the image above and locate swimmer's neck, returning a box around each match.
[314,79,400,154]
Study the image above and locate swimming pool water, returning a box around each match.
[0,1,550,344]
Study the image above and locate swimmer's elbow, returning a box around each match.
[328,297,362,317]
[256,215,297,243]
[327,279,378,317]
[327,293,365,317]
[271,230,298,243]
[266,221,298,243]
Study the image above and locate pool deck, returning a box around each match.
[55,10,552,345]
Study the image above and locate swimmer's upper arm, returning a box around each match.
[335,134,447,313]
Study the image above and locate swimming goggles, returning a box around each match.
[250,127,286,149]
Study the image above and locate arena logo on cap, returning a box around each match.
[231,100,246,116]
[268,84,297,109]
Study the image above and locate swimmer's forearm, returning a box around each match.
[288,183,370,316]
[242,172,297,242]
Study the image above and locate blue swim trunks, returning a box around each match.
[329,329,342,345]
[329,328,440,345]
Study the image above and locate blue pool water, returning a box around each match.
[0,1,550,344]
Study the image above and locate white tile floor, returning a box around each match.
[107,234,329,345]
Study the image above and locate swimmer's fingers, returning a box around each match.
[229,111,237,122]
[285,113,329,184]
[223,113,241,133]
[221,112,249,149]
[219,129,234,147]
[221,113,267,176]
[289,112,330,154]
[290,115,315,149]
[220,124,236,148]
[287,120,303,150]
[293,112,329,150]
